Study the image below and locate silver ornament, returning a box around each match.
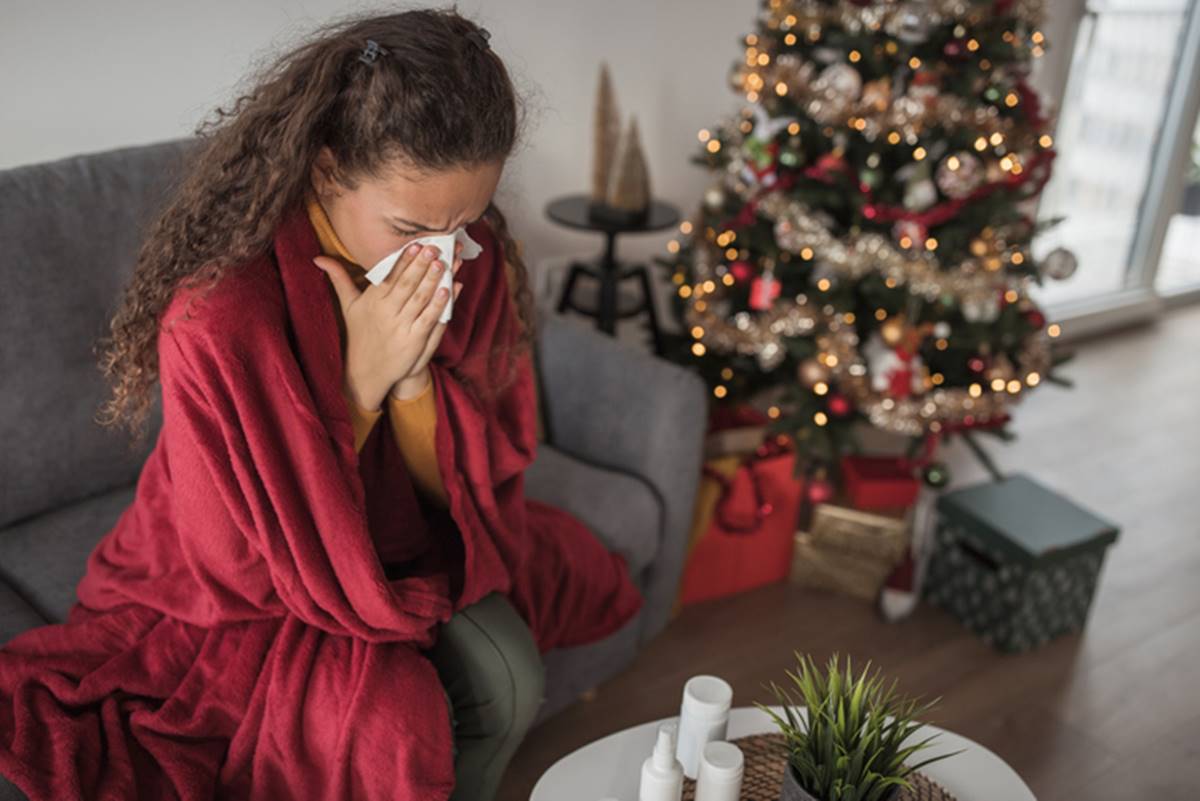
[935,151,984,199]
[813,63,863,101]
[1041,247,1078,280]
[887,2,935,44]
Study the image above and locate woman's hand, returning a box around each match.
[316,239,464,412]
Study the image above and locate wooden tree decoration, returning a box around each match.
[592,62,621,204]
[606,115,651,213]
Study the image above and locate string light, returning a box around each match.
[913,146,927,160]
[814,381,829,395]
[714,385,727,398]
[814,412,829,426]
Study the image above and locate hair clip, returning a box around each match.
[465,27,491,52]
[358,39,387,65]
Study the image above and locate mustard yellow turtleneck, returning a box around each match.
[304,190,448,508]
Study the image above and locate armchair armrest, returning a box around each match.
[533,310,708,644]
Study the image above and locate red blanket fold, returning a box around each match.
[0,201,643,800]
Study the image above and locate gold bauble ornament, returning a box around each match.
[880,316,906,346]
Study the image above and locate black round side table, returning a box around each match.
[545,193,680,356]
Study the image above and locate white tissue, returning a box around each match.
[363,226,484,323]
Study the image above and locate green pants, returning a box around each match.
[425,591,547,801]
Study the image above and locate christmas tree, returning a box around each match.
[656,0,1078,485]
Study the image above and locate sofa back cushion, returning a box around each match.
[0,137,199,529]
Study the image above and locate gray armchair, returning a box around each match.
[0,138,708,735]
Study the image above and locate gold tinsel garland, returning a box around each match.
[757,0,1045,38]
[678,234,1053,435]
[755,188,1027,312]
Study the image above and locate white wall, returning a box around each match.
[2,1,1083,340]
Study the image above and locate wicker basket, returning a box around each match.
[678,732,956,801]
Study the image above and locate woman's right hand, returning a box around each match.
[315,241,462,412]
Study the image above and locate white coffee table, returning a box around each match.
[531,705,1034,801]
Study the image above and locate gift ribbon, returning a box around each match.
[700,437,792,534]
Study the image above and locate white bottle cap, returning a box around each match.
[700,741,743,781]
[695,741,744,801]
[681,675,732,720]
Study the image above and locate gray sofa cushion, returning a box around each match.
[0,582,45,647]
[524,444,661,581]
[0,138,198,530]
[0,486,133,623]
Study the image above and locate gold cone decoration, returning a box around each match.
[592,62,621,204]
[606,115,651,212]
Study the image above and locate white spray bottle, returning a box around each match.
[638,721,684,801]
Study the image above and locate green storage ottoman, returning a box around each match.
[924,473,1119,652]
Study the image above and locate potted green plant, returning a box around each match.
[757,652,962,801]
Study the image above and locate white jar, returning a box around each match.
[695,741,744,801]
[673,675,732,779]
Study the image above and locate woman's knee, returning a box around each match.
[428,592,545,740]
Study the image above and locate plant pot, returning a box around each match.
[779,762,901,801]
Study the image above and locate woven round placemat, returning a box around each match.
[679,732,957,801]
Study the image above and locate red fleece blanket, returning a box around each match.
[0,202,643,800]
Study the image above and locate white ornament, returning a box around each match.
[904,178,938,212]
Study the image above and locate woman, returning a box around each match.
[0,7,643,801]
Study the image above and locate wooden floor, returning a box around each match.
[499,303,1200,801]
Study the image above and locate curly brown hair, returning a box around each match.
[94,4,537,448]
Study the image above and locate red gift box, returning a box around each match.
[839,454,920,511]
[676,439,805,607]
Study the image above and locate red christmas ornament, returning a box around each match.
[749,270,782,310]
[729,260,754,283]
[807,477,835,505]
[827,394,852,417]
[887,346,918,400]
[1025,309,1046,329]
[805,151,850,184]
